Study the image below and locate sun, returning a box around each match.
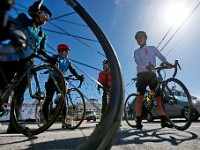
[164,2,188,26]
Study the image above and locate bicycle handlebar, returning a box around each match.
[31,53,49,63]
[65,75,83,88]
[155,59,181,78]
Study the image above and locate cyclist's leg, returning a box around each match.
[149,73,165,116]
[0,61,21,133]
[7,96,24,133]
[61,104,67,127]
[7,60,28,133]
[135,72,148,129]
[101,90,107,119]
[43,77,56,121]
[149,73,172,128]
[0,61,17,114]
[12,59,29,111]
[0,61,18,90]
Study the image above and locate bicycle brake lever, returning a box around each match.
[177,62,181,70]
[78,80,83,88]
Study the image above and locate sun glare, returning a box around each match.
[164,2,188,26]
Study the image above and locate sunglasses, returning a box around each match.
[103,64,108,67]
[41,11,50,21]
[136,36,144,39]
[62,48,70,51]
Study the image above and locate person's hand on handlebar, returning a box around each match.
[166,62,173,69]
[77,74,84,82]
[145,64,155,71]
[37,49,57,65]
[160,62,173,69]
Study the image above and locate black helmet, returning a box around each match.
[102,59,108,65]
[135,31,147,39]
[28,1,52,18]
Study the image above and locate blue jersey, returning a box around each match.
[15,13,47,50]
[58,55,70,74]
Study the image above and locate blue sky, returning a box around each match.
[12,0,200,101]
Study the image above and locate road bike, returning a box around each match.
[7,53,66,136]
[35,75,86,129]
[124,60,193,131]
[1,0,124,149]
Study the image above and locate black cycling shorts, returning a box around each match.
[136,72,161,97]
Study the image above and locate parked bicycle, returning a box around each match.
[124,60,193,131]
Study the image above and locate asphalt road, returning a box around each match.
[0,120,200,150]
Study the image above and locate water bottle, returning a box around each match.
[147,91,153,102]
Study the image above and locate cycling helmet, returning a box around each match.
[28,1,52,18]
[135,31,147,39]
[57,44,70,52]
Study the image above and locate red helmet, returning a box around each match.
[57,44,70,52]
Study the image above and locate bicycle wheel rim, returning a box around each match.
[124,94,137,128]
[66,0,124,149]
[163,78,193,131]
[64,88,85,129]
[10,64,66,136]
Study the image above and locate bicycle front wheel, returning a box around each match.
[124,93,137,128]
[10,64,66,136]
[65,1,124,149]
[163,78,193,131]
[63,88,85,129]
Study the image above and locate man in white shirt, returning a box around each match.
[134,31,172,129]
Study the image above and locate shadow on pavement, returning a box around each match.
[113,127,198,146]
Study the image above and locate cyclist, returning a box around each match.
[42,44,84,128]
[97,59,111,120]
[134,31,172,129]
[0,1,53,133]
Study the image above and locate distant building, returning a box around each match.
[77,99,102,112]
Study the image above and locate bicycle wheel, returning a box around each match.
[63,88,85,129]
[124,94,137,128]
[10,64,66,136]
[162,78,193,131]
[65,1,124,149]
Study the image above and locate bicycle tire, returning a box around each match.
[63,88,85,129]
[163,78,193,131]
[124,93,137,128]
[10,64,66,136]
[66,0,124,149]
